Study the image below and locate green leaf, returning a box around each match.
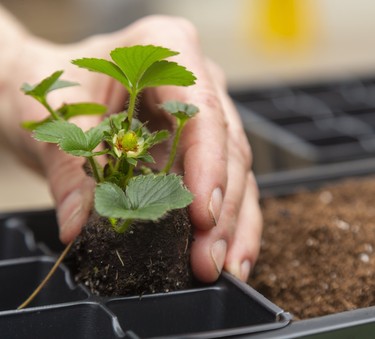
[138,61,196,90]
[21,83,34,93]
[58,103,107,120]
[138,153,155,163]
[34,120,105,157]
[60,123,109,156]
[126,157,138,166]
[50,79,79,92]
[58,127,88,154]
[161,101,199,120]
[105,112,127,132]
[110,112,129,131]
[89,112,128,146]
[21,117,52,131]
[64,113,124,154]
[33,120,79,143]
[21,71,78,102]
[146,130,170,146]
[85,124,107,150]
[72,46,196,95]
[95,182,131,217]
[95,174,193,221]
[110,45,178,89]
[72,58,131,90]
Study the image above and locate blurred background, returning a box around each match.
[1,0,375,211]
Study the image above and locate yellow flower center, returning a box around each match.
[113,130,143,158]
[121,131,138,152]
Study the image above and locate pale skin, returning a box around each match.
[0,6,262,283]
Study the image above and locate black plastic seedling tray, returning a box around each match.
[0,210,291,338]
[231,76,375,174]
[257,157,375,198]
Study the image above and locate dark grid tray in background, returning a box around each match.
[231,76,375,174]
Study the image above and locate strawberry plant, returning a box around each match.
[19,45,199,306]
[22,45,198,233]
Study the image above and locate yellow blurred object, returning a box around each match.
[244,0,318,56]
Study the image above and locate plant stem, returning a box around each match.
[17,240,73,310]
[162,120,186,174]
[88,156,102,183]
[127,90,137,126]
[122,163,134,188]
[116,219,133,233]
[41,98,62,121]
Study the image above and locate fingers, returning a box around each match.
[225,172,262,281]
[40,144,95,244]
[148,84,229,231]
[189,120,255,282]
[190,55,263,281]
[181,87,229,230]
[191,172,262,282]
[188,78,262,282]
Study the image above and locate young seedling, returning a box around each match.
[18,45,199,309]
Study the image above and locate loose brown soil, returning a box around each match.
[249,175,375,320]
[68,208,193,296]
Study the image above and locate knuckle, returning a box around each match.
[172,17,199,40]
[189,89,229,133]
[137,15,199,42]
[230,131,252,169]
[223,199,240,228]
[193,89,223,113]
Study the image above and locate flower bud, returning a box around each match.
[113,129,144,158]
[122,131,138,152]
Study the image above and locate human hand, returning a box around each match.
[3,15,262,283]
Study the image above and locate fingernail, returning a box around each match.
[240,260,251,281]
[227,260,251,281]
[211,240,227,274]
[209,187,223,226]
[58,189,84,235]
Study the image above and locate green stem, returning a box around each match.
[114,157,121,172]
[88,156,102,183]
[122,163,134,188]
[127,90,137,126]
[41,99,62,121]
[116,219,133,233]
[162,120,186,174]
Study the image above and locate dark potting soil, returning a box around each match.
[249,175,375,320]
[67,208,193,296]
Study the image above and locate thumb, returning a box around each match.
[40,144,95,244]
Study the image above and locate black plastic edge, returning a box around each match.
[3,217,40,253]
[0,300,126,339]
[120,272,292,339]
[235,101,318,160]
[240,306,375,338]
[257,158,375,198]
[0,209,63,254]
[0,256,90,314]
